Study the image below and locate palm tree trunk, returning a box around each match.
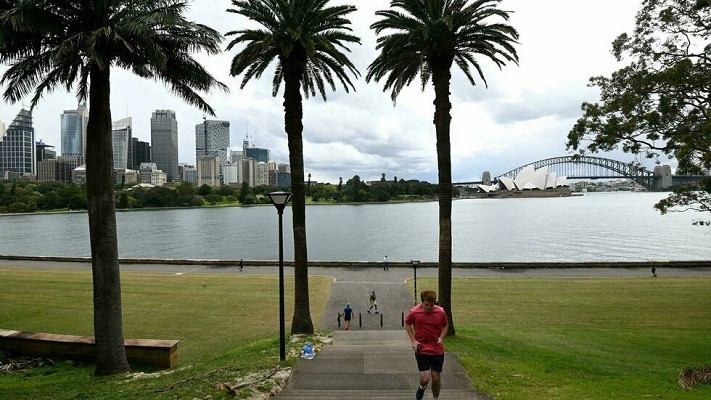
[283,66,314,334]
[432,65,456,336]
[86,65,130,375]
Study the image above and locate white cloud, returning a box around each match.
[0,0,647,184]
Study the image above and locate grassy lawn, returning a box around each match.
[413,277,711,400]
[3,269,710,399]
[0,267,332,399]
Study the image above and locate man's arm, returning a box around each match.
[405,323,419,352]
[437,321,448,344]
[437,311,449,343]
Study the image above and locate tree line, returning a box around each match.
[0,175,446,213]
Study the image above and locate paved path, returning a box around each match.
[4,258,711,279]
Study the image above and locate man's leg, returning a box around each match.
[431,370,441,398]
[416,370,431,400]
[419,369,431,387]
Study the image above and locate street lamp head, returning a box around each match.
[410,260,420,266]
[267,191,293,213]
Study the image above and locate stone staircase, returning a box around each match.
[274,330,491,399]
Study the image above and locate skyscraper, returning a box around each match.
[0,108,35,178]
[195,119,230,162]
[151,110,178,182]
[132,137,151,167]
[60,103,88,160]
[112,117,132,170]
[243,139,270,163]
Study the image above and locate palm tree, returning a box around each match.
[0,0,225,375]
[226,0,360,334]
[367,0,518,335]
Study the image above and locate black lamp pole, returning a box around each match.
[267,191,292,361]
[411,260,420,304]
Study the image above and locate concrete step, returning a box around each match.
[274,388,486,399]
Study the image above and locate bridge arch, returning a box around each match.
[495,156,655,189]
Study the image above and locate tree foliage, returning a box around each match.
[568,0,711,225]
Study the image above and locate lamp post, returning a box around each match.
[267,191,292,361]
[410,260,420,304]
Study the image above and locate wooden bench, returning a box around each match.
[0,329,179,368]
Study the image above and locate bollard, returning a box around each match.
[401,312,404,327]
[337,312,341,328]
[380,313,383,327]
[359,312,362,327]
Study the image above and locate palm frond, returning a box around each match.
[226,0,360,99]
[368,0,518,100]
[0,0,227,114]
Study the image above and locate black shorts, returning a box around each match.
[415,353,444,372]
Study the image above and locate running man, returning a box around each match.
[367,291,379,314]
[343,303,354,330]
[405,290,449,400]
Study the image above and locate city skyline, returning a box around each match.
[0,0,651,184]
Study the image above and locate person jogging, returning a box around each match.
[405,290,449,400]
[367,291,379,314]
[343,303,354,330]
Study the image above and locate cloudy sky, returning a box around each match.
[0,0,645,184]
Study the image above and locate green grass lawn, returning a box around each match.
[414,277,711,400]
[0,267,332,399]
[3,269,710,399]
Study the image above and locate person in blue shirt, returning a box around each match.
[343,303,354,330]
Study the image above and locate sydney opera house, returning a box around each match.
[473,165,571,198]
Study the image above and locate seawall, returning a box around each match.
[1,255,710,269]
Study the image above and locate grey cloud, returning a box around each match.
[487,84,596,125]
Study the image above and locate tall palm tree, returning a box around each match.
[367,0,518,335]
[0,0,225,375]
[226,0,360,334]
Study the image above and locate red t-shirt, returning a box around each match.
[405,304,448,355]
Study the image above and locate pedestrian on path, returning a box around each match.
[343,303,354,330]
[239,258,243,272]
[367,291,379,314]
[405,289,448,400]
[652,266,657,277]
[383,255,389,271]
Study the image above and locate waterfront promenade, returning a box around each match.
[3,257,711,279]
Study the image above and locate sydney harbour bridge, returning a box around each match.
[453,155,704,191]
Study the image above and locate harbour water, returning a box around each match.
[0,192,708,262]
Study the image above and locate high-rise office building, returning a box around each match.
[256,162,269,186]
[132,137,151,167]
[240,157,256,187]
[276,172,292,189]
[277,163,290,173]
[112,117,132,170]
[151,110,178,182]
[195,119,230,161]
[179,164,197,184]
[37,157,77,183]
[197,155,220,186]
[60,103,88,160]
[243,139,269,163]
[0,108,35,178]
[36,140,56,163]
